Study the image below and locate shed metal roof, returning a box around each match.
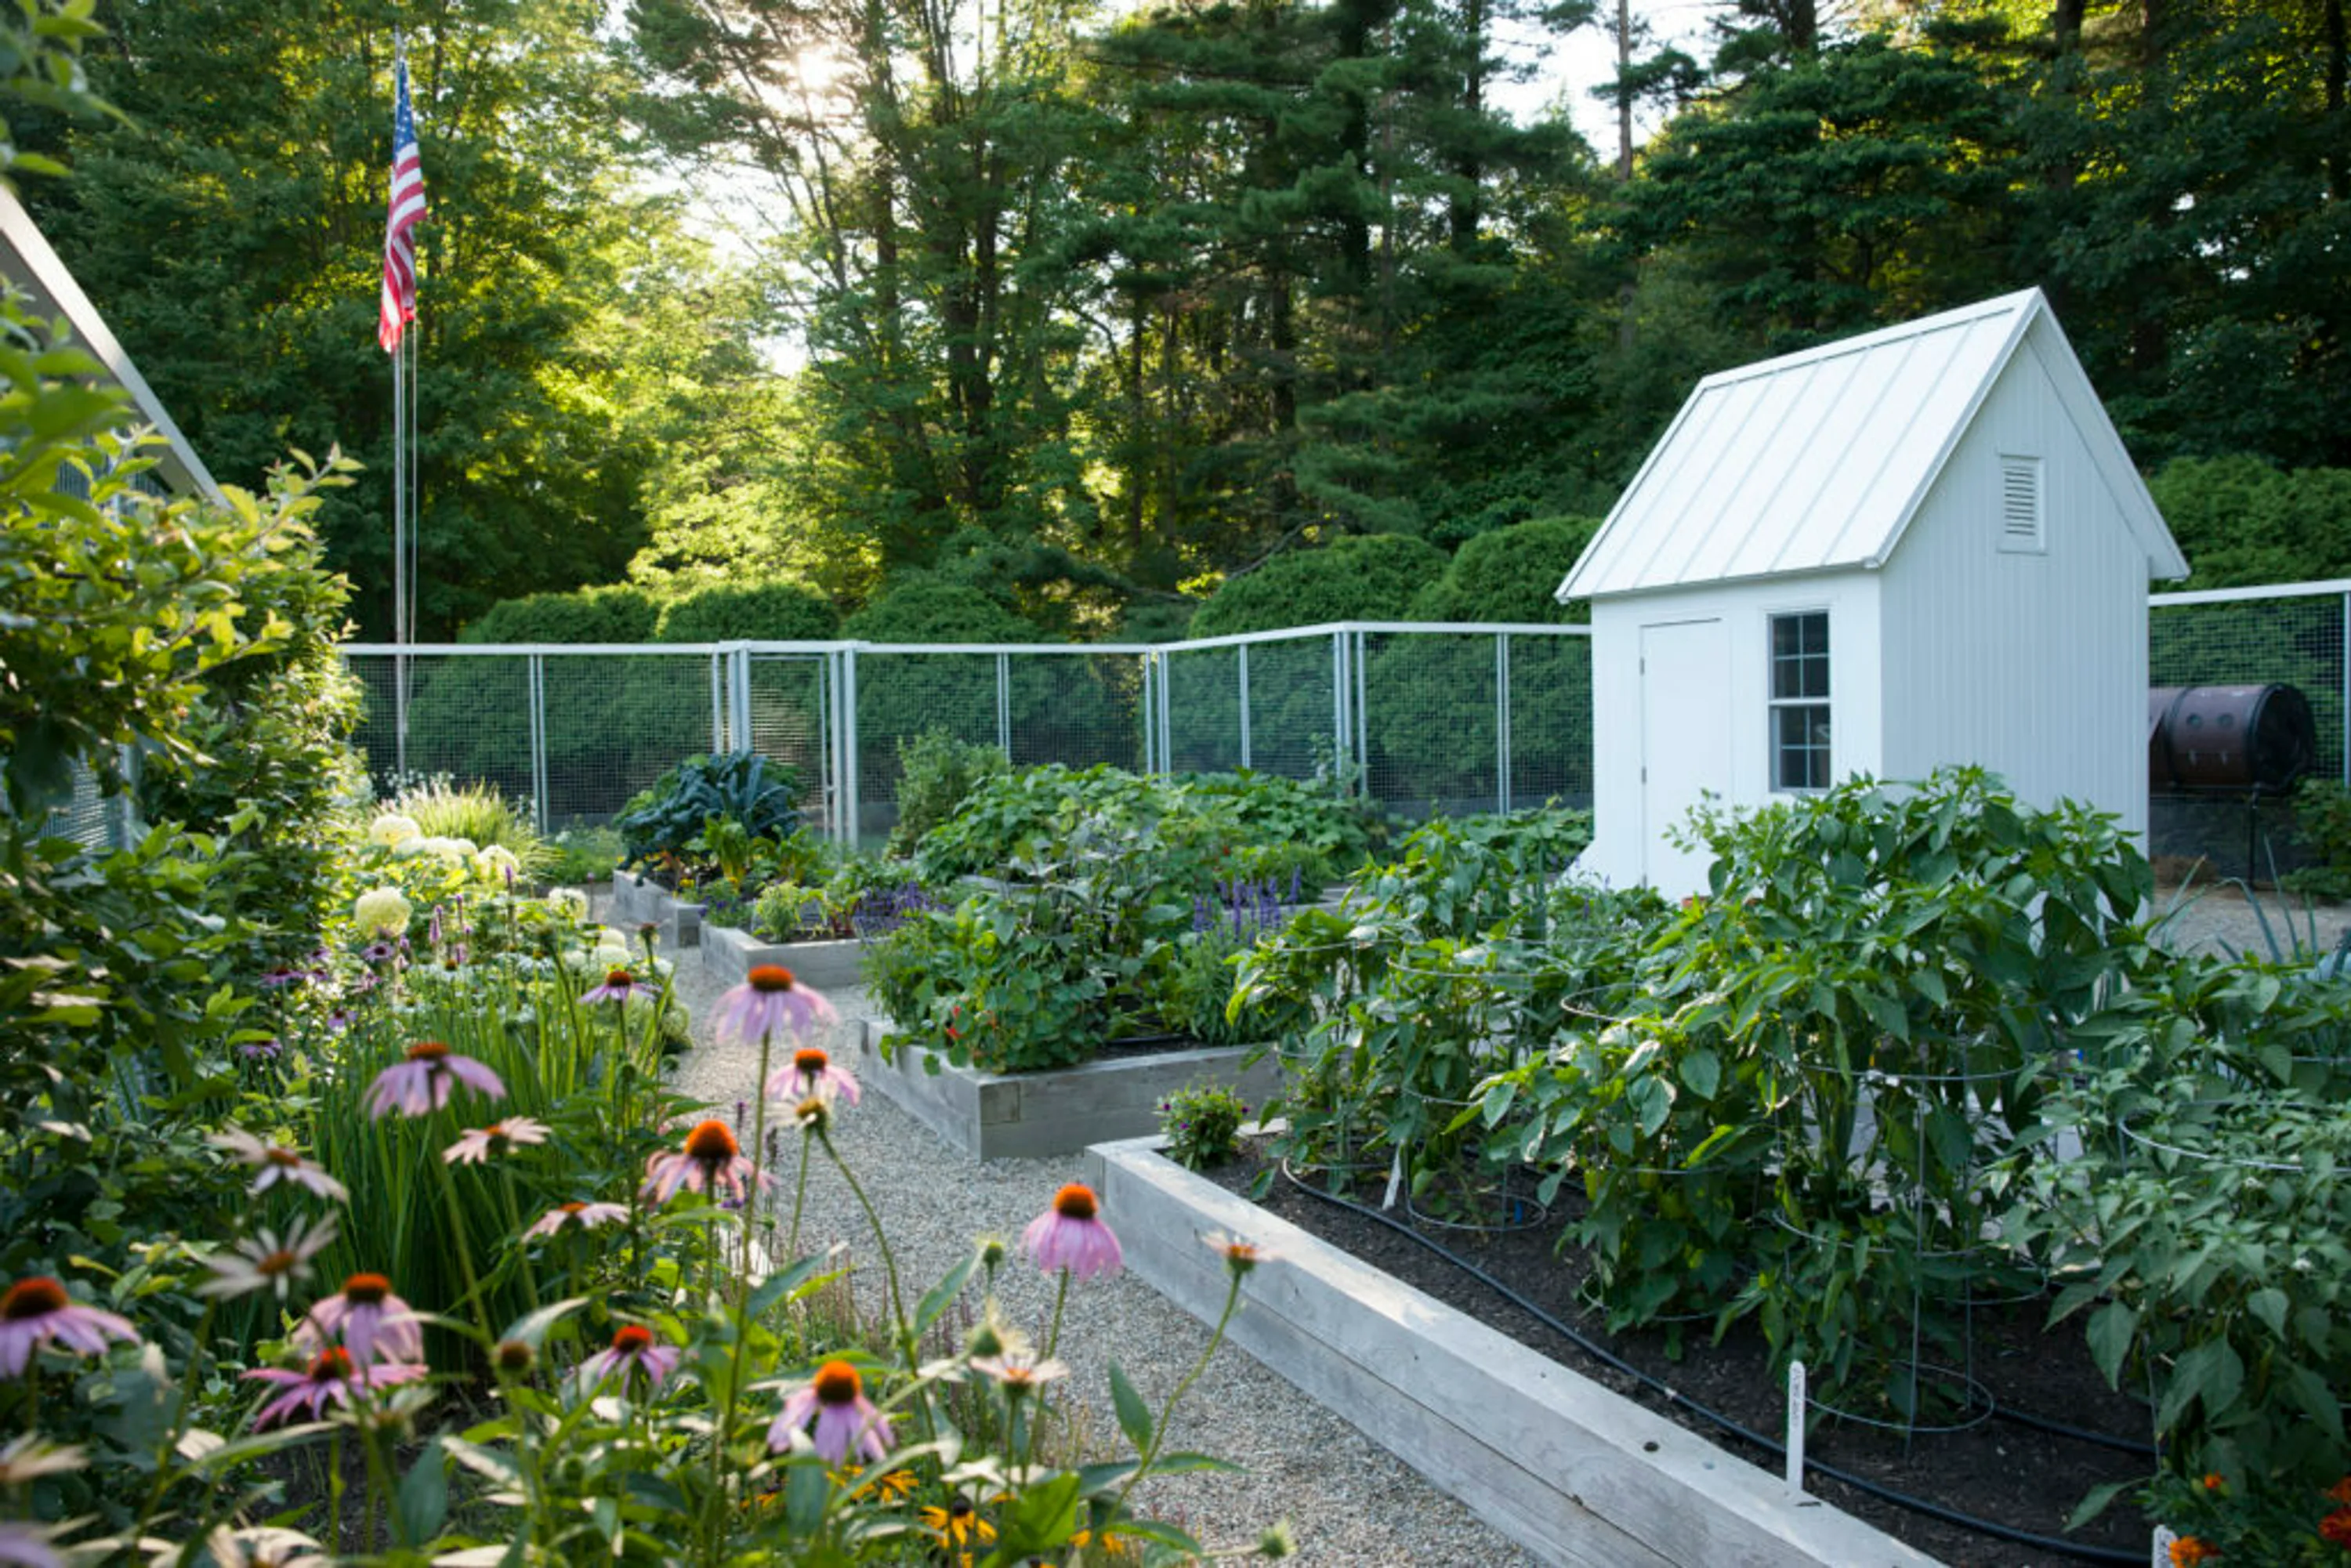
[1557,288,2187,601]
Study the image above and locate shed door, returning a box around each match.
[1640,617,1733,893]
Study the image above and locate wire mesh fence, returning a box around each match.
[324,587,2351,853]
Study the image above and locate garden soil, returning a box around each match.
[1212,1143,2157,1568]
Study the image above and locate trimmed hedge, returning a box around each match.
[654,581,839,643]
[1407,515,1600,626]
[1187,534,1447,638]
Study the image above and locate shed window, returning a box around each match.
[1998,455,2044,553]
[1769,611,1831,791]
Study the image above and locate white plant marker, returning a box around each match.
[1382,1146,1404,1211]
[2152,1525,2178,1567]
[1786,1359,1808,1501]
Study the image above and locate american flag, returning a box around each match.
[377,53,426,353]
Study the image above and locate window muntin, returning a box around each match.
[1769,611,1831,791]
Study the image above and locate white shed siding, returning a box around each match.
[1877,334,2149,834]
[1584,570,1884,894]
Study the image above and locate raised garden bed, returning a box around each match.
[610,867,704,950]
[1085,1133,1942,1568]
[857,1019,1281,1161]
[701,920,867,990]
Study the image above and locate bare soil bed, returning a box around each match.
[1208,1141,2155,1568]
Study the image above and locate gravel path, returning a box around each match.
[652,946,1538,1568]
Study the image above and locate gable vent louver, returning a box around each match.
[1998,455,2044,554]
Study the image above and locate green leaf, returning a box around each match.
[2246,1287,2288,1340]
[748,1253,835,1318]
[2085,1301,2136,1388]
[1108,1360,1153,1454]
[499,1296,586,1346]
[2064,1476,2136,1531]
[1678,1047,1720,1100]
[396,1436,449,1544]
[915,1249,980,1334]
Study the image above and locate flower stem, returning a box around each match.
[132,1295,220,1541]
[1110,1270,1242,1523]
[788,1132,813,1260]
[1044,1267,1071,1361]
[431,1153,494,1347]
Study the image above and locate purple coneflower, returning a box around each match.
[198,1215,340,1302]
[578,1324,678,1396]
[441,1117,549,1165]
[711,964,836,1048]
[296,1273,423,1367]
[364,1040,505,1119]
[581,965,647,1006]
[245,1347,426,1429]
[642,1120,761,1204]
[1023,1183,1123,1281]
[768,1360,893,1465]
[0,1277,138,1378]
[360,940,397,965]
[238,1038,283,1062]
[210,1130,348,1201]
[764,1045,860,1108]
[258,967,305,990]
[523,1200,629,1240]
[0,1519,70,1568]
[326,1009,353,1033]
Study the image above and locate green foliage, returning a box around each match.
[912,763,1377,890]
[2285,777,2351,900]
[2151,457,2351,588]
[545,824,623,885]
[1406,516,1601,626]
[888,729,1010,857]
[1158,1079,1251,1171]
[1187,534,1448,639]
[461,585,663,646]
[653,580,841,643]
[842,580,1047,644]
[616,751,802,871]
[394,777,545,870]
[2140,1468,2351,1563]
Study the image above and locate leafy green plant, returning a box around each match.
[1160,1079,1252,1169]
[888,727,1009,856]
[2284,777,2351,900]
[544,824,624,883]
[615,751,801,870]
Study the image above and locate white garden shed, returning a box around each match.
[1556,288,2190,896]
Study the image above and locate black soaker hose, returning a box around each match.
[1277,1164,2146,1566]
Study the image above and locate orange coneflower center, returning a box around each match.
[308,1347,355,1381]
[604,967,634,988]
[1051,1183,1098,1221]
[612,1324,655,1354]
[1,1277,68,1320]
[342,1273,393,1305]
[406,1040,451,1063]
[794,1047,828,1075]
[748,964,798,992]
[557,1200,588,1216]
[684,1120,740,1161]
[263,1146,302,1168]
[812,1360,862,1406]
[255,1248,300,1277]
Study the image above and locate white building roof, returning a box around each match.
[0,185,222,503]
[1557,288,2187,601]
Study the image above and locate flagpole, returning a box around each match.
[407,325,421,643]
[390,29,410,777]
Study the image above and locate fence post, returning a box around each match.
[1497,632,1512,815]
[1140,652,1156,775]
[1237,644,1252,770]
[732,646,753,758]
[1331,630,1347,783]
[996,651,1012,757]
[528,654,548,836]
[2341,592,2349,784]
[842,647,860,849]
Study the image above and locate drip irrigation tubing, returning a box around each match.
[1276,1162,2146,1565]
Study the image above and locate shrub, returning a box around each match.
[654,580,840,643]
[1186,533,1447,638]
[545,824,624,883]
[459,583,662,644]
[2285,776,2351,900]
[842,579,1044,644]
[1405,514,1600,625]
[888,729,1011,856]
